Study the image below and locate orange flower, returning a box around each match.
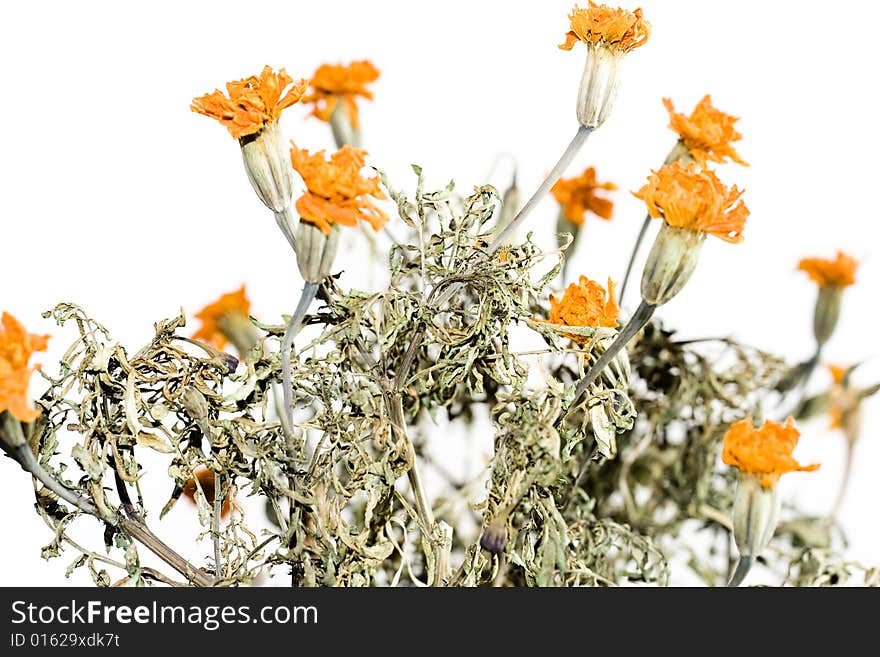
[0,312,49,423]
[551,166,617,225]
[663,95,747,167]
[303,60,380,129]
[828,364,847,386]
[797,251,858,288]
[828,365,846,430]
[183,466,231,519]
[827,364,858,432]
[559,2,651,52]
[191,66,306,139]
[290,144,388,235]
[542,276,620,344]
[633,162,749,243]
[192,286,251,350]
[722,417,819,488]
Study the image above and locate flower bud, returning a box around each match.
[295,221,341,283]
[640,223,705,306]
[813,285,842,346]
[480,522,507,554]
[181,387,209,423]
[575,43,621,128]
[732,473,780,557]
[0,411,26,448]
[240,121,294,213]
[216,311,259,356]
[496,180,521,234]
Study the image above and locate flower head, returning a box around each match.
[191,66,306,139]
[663,95,747,167]
[0,312,49,423]
[798,251,858,288]
[192,286,251,350]
[544,276,620,343]
[560,2,651,52]
[722,417,819,488]
[303,60,380,129]
[183,466,231,519]
[551,166,617,225]
[827,364,862,435]
[633,162,749,243]
[828,364,847,386]
[828,364,848,430]
[290,144,388,235]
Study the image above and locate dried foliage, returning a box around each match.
[5,168,872,588]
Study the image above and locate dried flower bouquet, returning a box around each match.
[2,2,877,588]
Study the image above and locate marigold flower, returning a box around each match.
[663,95,747,167]
[551,166,617,225]
[0,313,49,423]
[183,466,231,519]
[192,286,251,351]
[303,60,380,130]
[290,144,388,235]
[798,251,858,288]
[722,417,819,488]
[559,2,650,52]
[827,364,861,437]
[191,66,306,139]
[544,276,620,343]
[828,364,847,386]
[633,162,749,243]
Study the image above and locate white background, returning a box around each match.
[1,0,878,585]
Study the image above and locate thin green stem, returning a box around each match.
[280,281,320,458]
[489,125,592,251]
[619,213,651,304]
[829,442,854,524]
[565,300,655,417]
[15,444,100,517]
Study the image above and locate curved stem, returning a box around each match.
[619,214,651,304]
[110,465,216,587]
[117,517,215,587]
[6,416,215,586]
[727,555,753,588]
[15,444,101,517]
[566,300,655,416]
[489,125,592,251]
[280,281,320,458]
[829,442,854,524]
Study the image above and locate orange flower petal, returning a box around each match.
[663,95,747,167]
[633,162,749,243]
[191,66,306,139]
[559,2,651,52]
[290,144,388,234]
[551,166,617,225]
[192,286,251,350]
[183,466,232,518]
[0,312,49,423]
[721,416,819,488]
[303,60,380,129]
[797,251,858,287]
[540,275,620,344]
